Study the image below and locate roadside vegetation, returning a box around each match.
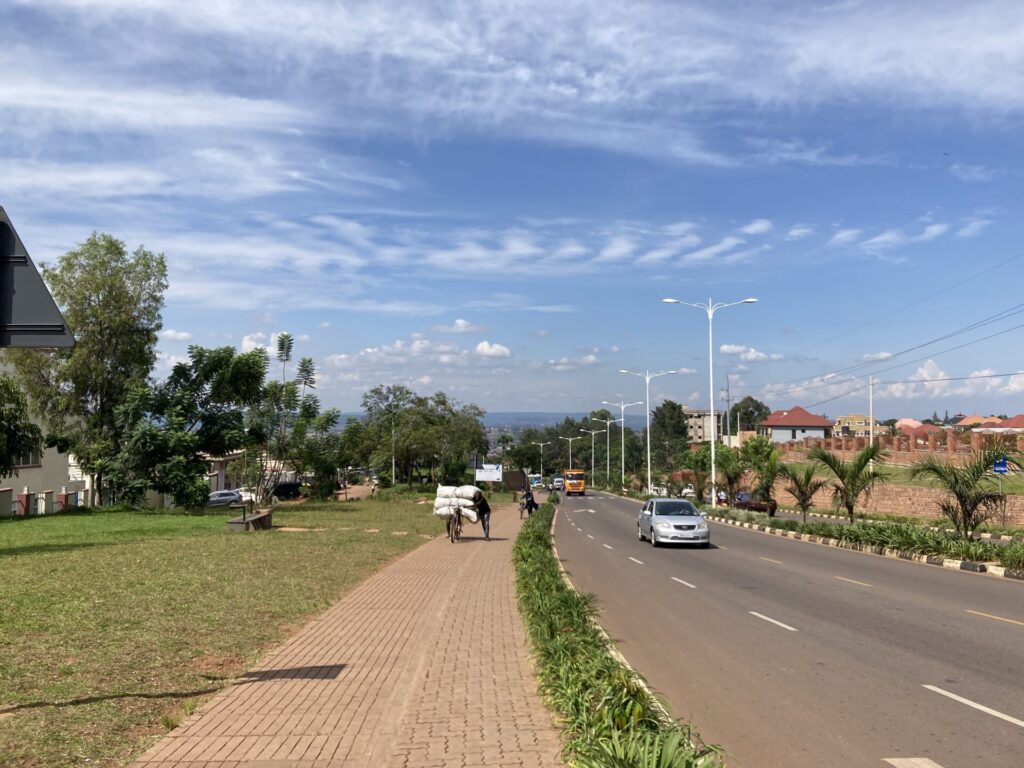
[0,498,442,768]
[513,504,723,767]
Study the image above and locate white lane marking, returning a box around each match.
[922,685,1024,729]
[587,534,595,540]
[671,577,697,589]
[966,609,1024,628]
[628,557,644,565]
[589,510,596,514]
[716,545,728,550]
[835,576,873,588]
[760,556,783,565]
[749,611,798,632]
[884,759,946,767]
[603,544,614,550]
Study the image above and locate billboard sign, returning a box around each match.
[474,463,503,482]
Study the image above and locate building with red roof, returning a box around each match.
[758,406,833,444]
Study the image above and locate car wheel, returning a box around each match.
[637,525,644,541]
[650,530,659,547]
[701,541,710,549]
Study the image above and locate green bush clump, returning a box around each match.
[997,543,1024,570]
[513,505,722,767]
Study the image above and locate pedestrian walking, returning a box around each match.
[477,493,492,541]
[523,487,539,517]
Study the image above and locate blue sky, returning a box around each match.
[4,1,1024,418]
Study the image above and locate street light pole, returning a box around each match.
[559,435,581,468]
[532,441,551,479]
[620,368,684,493]
[591,416,617,487]
[661,296,758,505]
[580,429,605,484]
[602,400,643,489]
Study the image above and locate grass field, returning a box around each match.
[0,496,448,767]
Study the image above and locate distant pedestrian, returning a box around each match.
[523,487,539,517]
[477,494,492,541]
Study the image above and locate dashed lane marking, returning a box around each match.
[760,556,784,565]
[603,544,614,550]
[923,685,1024,729]
[883,759,946,767]
[835,576,873,587]
[587,534,595,540]
[966,609,1024,628]
[749,611,798,632]
[671,577,697,589]
[628,557,644,565]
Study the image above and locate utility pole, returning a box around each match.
[868,376,875,475]
[721,375,733,447]
[591,417,617,487]
[602,400,643,489]
[532,441,551,479]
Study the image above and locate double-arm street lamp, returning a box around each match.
[532,441,551,478]
[559,435,582,468]
[602,399,643,488]
[591,416,618,487]
[619,368,685,493]
[661,296,758,504]
[580,428,606,483]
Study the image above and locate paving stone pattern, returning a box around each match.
[132,506,563,768]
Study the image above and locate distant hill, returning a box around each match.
[482,411,647,430]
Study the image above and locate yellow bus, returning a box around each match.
[563,469,586,496]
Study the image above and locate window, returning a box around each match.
[791,429,797,439]
[16,451,41,467]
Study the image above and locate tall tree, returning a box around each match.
[730,396,771,435]
[649,399,688,471]
[0,375,43,479]
[909,446,1021,539]
[4,233,167,504]
[779,463,826,523]
[715,445,746,504]
[808,443,887,523]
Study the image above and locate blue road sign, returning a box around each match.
[993,457,1009,475]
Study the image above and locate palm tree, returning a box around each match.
[750,449,786,517]
[807,443,886,523]
[908,446,1020,540]
[715,446,745,505]
[779,463,827,523]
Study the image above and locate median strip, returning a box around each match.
[922,685,1024,729]
[749,611,798,632]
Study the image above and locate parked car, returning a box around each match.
[207,490,242,507]
[637,498,710,548]
[272,481,303,500]
[236,487,256,503]
[650,485,668,496]
[734,494,778,516]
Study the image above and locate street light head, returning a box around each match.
[661,298,681,304]
[742,297,758,304]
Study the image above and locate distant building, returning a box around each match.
[681,406,726,444]
[956,414,1003,428]
[833,413,884,438]
[758,406,833,444]
[895,417,922,432]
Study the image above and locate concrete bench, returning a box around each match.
[226,504,273,532]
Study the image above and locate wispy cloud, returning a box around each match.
[949,163,1002,183]
[740,218,773,235]
[161,329,192,342]
[956,218,992,237]
[786,225,813,240]
[828,228,862,246]
[720,344,783,362]
[681,235,745,263]
[434,318,484,334]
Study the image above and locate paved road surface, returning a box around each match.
[555,491,1024,768]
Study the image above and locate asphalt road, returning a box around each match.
[554,491,1024,768]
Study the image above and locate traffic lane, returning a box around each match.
[558,498,1024,767]
[564,497,1024,714]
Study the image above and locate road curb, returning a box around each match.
[549,508,675,726]
[706,515,1024,582]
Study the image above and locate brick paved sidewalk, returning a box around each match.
[132,505,563,767]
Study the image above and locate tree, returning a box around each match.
[730,396,771,435]
[808,443,887,523]
[779,463,826,523]
[4,233,167,504]
[715,445,745,504]
[650,399,688,470]
[682,444,711,501]
[0,375,43,479]
[908,446,1021,539]
[113,346,268,507]
[748,445,785,515]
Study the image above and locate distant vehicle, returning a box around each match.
[734,494,778,516]
[552,475,564,491]
[679,484,696,499]
[236,487,256,503]
[563,469,586,496]
[528,474,544,489]
[650,485,668,496]
[637,498,710,548]
[207,490,242,507]
[272,481,303,500]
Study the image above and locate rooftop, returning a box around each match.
[760,406,833,428]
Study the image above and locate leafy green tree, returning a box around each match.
[114,346,267,508]
[0,375,43,479]
[909,446,1021,539]
[730,396,771,435]
[4,233,167,504]
[779,463,826,523]
[650,399,688,471]
[715,445,745,504]
[749,447,784,514]
[276,332,294,383]
[808,443,887,523]
[681,444,712,501]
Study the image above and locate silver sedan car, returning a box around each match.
[637,498,710,548]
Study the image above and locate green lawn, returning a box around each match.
[0,497,445,767]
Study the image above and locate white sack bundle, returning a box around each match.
[435,484,483,502]
[433,505,478,523]
[433,496,477,511]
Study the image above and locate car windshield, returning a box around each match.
[565,472,584,481]
[653,501,700,516]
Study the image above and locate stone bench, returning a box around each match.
[226,504,273,532]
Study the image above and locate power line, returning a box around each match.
[803,369,1024,410]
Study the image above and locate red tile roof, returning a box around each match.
[760,406,833,428]
[998,414,1024,429]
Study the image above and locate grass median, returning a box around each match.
[0,498,443,767]
[513,503,723,768]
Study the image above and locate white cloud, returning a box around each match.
[956,219,992,238]
[475,340,512,358]
[595,236,637,262]
[681,236,745,263]
[720,344,783,362]
[319,321,333,329]
[861,223,949,252]
[435,318,483,334]
[161,329,192,342]
[862,351,893,362]
[828,228,862,246]
[740,218,773,235]
[241,332,267,352]
[950,163,1002,183]
[786,225,813,240]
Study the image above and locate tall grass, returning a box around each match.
[513,505,723,767]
